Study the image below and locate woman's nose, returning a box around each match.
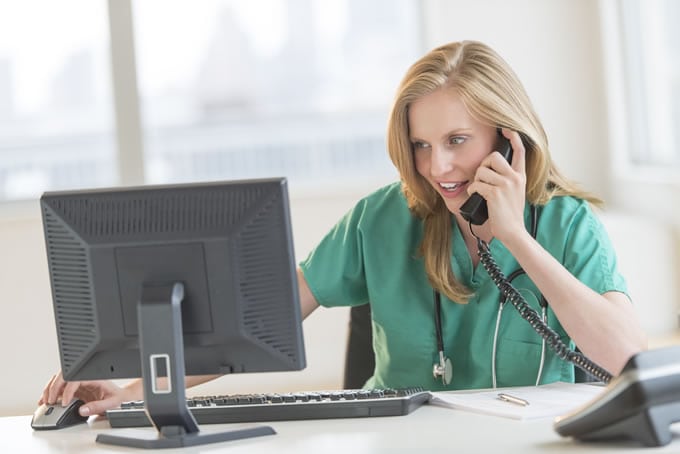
[429,146,454,177]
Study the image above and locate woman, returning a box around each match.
[41,40,646,416]
[296,40,646,390]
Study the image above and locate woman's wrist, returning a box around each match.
[499,224,534,257]
[123,379,144,401]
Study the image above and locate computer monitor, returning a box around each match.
[40,177,306,449]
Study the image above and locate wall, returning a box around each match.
[422,0,610,200]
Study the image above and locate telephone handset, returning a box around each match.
[459,131,513,225]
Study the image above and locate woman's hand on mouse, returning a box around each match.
[40,370,141,416]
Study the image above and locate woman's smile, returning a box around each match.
[436,180,469,198]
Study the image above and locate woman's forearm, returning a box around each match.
[504,231,647,375]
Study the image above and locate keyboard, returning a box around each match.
[106,388,431,428]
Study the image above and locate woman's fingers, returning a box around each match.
[501,128,526,175]
[44,372,65,405]
[61,380,82,406]
[79,395,121,417]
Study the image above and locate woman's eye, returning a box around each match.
[449,136,466,145]
[412,141,430,150]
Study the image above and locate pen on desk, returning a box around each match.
[497,393,529,406]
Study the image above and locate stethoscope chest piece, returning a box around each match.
[433,353,453,385]
[432,290,453,385]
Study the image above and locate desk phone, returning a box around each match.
[555,345,680,447]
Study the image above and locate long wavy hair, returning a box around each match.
[387,40,601,304]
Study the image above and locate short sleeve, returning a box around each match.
[299,199,370,308]
[561,202,629,298]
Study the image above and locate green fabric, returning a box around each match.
[299,182,628,391]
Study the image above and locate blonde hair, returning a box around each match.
[387,40,601,304]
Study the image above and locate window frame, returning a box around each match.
[108,0,145,186]
[599,0,680,185]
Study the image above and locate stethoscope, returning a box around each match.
[432,206,547,387]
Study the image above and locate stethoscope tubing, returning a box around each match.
[433,279,546,388]
[433,206,543,387]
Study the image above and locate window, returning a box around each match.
[0,0,115,202]
[603,0,680,168]
[133,0,421,191]
[0,0,421,204]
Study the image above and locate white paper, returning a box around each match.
[430,382,606,420]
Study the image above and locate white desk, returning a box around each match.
[6,404,680,453]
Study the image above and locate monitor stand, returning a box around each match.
[96,282,275,449]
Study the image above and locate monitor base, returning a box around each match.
[96,424,276,449]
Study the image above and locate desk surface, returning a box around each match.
[7,403,680,453]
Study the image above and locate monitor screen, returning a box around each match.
[40,177,306,383]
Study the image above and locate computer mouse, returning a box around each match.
[31,399,89,430]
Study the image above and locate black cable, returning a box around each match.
[474,233,613,384]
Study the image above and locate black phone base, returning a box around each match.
[568,400,680,447]
[555,345,680,447]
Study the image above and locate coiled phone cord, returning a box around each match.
[476,236,613,384]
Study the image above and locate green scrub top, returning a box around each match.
[299,182,628,391]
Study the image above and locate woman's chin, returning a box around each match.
[443,198,464,216]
